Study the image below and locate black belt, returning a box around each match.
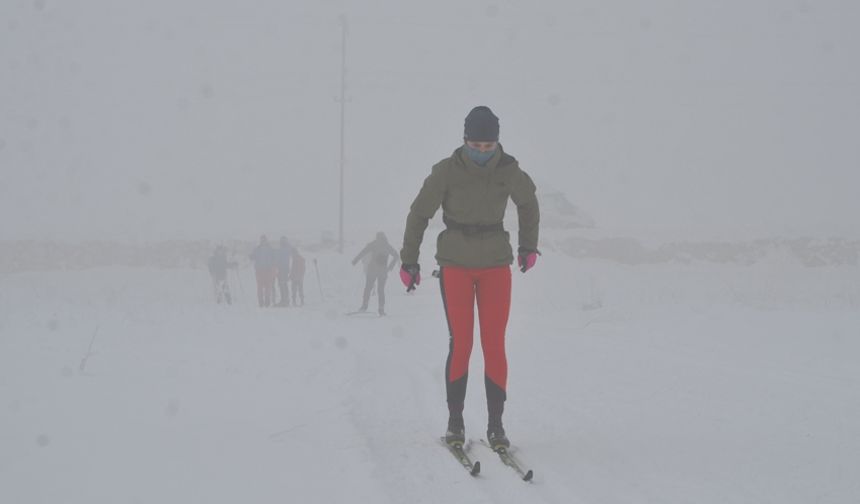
[444,216,504,236]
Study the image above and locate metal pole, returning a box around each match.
[314,258,324,301]
[338,15,347,254]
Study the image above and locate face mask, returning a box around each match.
[464,144,496,166]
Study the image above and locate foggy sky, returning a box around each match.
[2,0,858,243]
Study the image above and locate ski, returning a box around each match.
[480,440,533,481]
[440,437,481,476]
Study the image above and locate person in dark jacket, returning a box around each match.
[208,245,237,304]
[275,236,293,306]
[250,234,277,307]
[399,106,540,451]
[351,232,399,315]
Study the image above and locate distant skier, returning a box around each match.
[250,234,277,307]
[290,249,306,307]
[208,245,237,304]
[275,236,293,307]
[399,106,540,450]
[351,232,399,315]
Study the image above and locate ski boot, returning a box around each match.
[487,425,510,452]
[445,417,465,447]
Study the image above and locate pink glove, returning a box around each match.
[400,264,421,291]
[517,249,540,273]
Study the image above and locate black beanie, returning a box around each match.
[464,106,499,142]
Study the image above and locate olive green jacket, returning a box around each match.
[400,145,540,268]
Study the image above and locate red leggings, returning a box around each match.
[440,266,511,413]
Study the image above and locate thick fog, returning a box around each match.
[4,4,860,502]
[2,0,859,243]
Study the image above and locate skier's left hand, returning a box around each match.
[517,248,540,273]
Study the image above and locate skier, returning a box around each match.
[290,249,306,306]
[207,245,237,304]
[250,234,277,307]
[275,236,292,306]
[399,106,540,451]
[351,232,399,315]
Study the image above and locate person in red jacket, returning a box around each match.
[250,235,277,307]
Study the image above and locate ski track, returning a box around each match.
[341,289,575,503]
[1,262,859,503]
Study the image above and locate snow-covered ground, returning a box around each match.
[1,252,859,503]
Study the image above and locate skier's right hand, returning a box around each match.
[400,264,421,292]
[517,248,541,273]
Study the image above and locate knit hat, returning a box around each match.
[464,106,499,142]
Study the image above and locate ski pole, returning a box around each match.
[79,325,100,374]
